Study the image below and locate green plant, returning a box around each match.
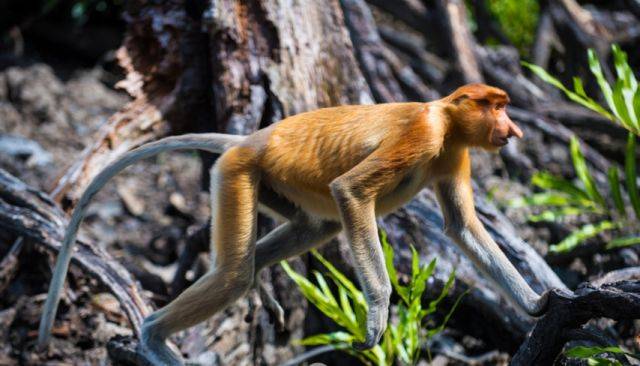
[487,0,539,54]
[281,231,466,365]
[42,0,124,25]
[514,45,640,253]
[564,345,640,365]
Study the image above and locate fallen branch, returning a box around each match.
[512,281,640,365]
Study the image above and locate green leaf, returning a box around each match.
[281,261,338,322]
[311,250,367,308]
[528,206,592,222]
[299,332,354,346]
[338,286,356,324]
[612,45,636,89]
[634,88,640,133]
[549,221,620,253]
[424,269,456,316]
[531,171,590,200]
[571,137,605,207]
[523,61,614,120]
[613,79,633,127]
[427,289,468,338]
[280,262,327,305]
[612,44,639,131]
[586,358,623,366]
[588,49,618,121]
[625,133,640,218]
[510,192,595,209]
[573,77,588,97]
[566,345,625,358]
[607,167,626,216]
[381,231,409,304]
[314,271,338,306]
[411,245,420,284]
[411,259,437,303]
[281,261,358,335]
[607,236,640,250]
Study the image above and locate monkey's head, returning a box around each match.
[445,83,523,152]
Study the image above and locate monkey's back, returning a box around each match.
[256,103,430,218]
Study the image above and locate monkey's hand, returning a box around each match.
[528,287,575,317]
[353,300,389,350]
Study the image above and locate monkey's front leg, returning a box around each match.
[331,182,391,350]
[435,179,549,315]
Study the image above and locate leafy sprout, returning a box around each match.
[281,230,466,365]
[564,345,640,365]
[515,44,640,253]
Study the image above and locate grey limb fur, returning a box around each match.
[38,133,243,347]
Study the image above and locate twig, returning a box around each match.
[282,345,343,366]
[0,237,24,293]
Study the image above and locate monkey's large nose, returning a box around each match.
[508,121,523,139]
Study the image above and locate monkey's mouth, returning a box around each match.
[493,137,509,146]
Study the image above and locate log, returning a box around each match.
[512,282,640,365]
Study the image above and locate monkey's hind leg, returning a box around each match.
[139,147,259,366]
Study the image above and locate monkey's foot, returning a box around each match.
[138,338,183,366]
[353,305,388,350]
[135,321,184,366]
[529,287,575,317]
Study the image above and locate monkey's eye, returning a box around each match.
[494,104,505,110]
[476,99,491,107]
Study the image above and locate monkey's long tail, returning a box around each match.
[38,133,244,346]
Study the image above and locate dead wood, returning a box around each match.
[341,0,439,102]
[377,25,448,85]
[512,281,640,365]
[435,0,483,84]
[341,0,407,102]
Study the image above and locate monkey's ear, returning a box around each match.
[451,94,469,105]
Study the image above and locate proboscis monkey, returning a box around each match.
[39,83,551,365]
